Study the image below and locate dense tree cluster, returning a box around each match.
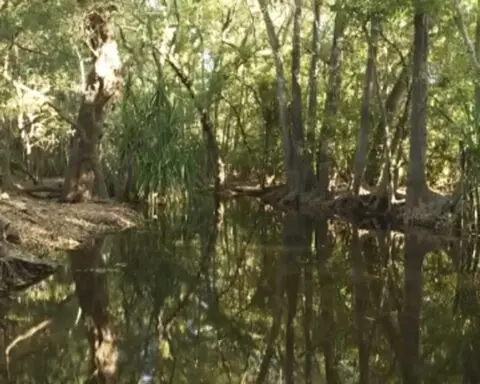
[1,0,479,219]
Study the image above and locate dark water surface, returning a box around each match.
[1,197,479,383]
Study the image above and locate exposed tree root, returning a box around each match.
[226,183,463,236]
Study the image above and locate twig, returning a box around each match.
[5,319,52,357]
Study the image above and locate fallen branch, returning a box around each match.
[5,319,52,358]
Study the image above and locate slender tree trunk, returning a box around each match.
[258,0,294,188]
[61,7,121,202]
[306,0,323,150]
[365,63,411,185]
[291,0,315,194]
[353,16,379,195]
[0,117,14,190]
[475,0,480,145]
[406,9,429,209]
[317,9,346,199]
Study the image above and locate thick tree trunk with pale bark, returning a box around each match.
[406,10,429,209]
[61,6,121,203]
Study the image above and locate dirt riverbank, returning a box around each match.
[0,191,142,256]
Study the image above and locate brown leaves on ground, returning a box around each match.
[0,192,141,256]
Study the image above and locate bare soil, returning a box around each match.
[0,191,141,256]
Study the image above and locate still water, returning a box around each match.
[0,197,479,383]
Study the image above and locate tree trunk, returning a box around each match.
[306,0,323,152]
[291,0,305,194]
[258,0,294,189]
[406,10,429,209]
[61,6,121,202]
[291,0,315,194]
[317,9,346,199]
[352,16,379,195]
[475,0,480,146]
[0,116,14,190]
[365,62,411,185]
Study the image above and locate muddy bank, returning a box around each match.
[0,191,142,256]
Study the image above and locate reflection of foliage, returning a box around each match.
[3,201,480,382]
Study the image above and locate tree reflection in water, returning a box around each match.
[1,199,480,383]
[70,237,118,383]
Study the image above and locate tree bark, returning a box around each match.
[475,0,480,145]
[365,62,411,185]
[291,0,305,192]
[352,16,379,195]
[406,9,429,209]
[306,0,323,151]
[291,0,316,194]
[0,116,14,190]
[61,6,121,202]
[317,9,346,199]
[258,0,294,189]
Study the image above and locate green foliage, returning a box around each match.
[3,0,480,195]
[107,74,203,202]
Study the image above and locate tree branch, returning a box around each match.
[452,0,480,73]
[1,71,78,128]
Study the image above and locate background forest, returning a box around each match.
[1,0,479,219]
[3,1,480,382]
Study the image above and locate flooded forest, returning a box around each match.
[1,0,480,383]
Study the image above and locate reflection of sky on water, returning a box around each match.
[139,374,153,383]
